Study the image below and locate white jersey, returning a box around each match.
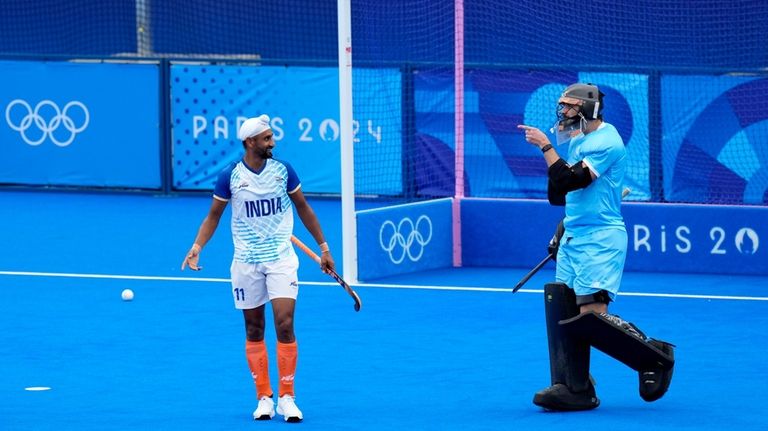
[213,158,301,264]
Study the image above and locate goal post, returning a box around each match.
[338,0,358,283]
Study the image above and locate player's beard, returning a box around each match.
[259,147,273,159]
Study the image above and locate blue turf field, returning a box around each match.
[1,191,767,430]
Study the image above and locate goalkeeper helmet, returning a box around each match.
[552,83,603,145]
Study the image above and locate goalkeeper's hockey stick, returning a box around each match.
[512,253,553,293]
[513,188,631,293]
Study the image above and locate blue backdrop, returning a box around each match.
[413,70,649,199]
[663,75,768,204]
[0,61,160,188]
[170,64,401,195]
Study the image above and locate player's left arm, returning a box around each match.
[289,188,335,273]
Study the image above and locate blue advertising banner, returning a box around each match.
[624,202,764,274]
[462,199,767,276]
[170,64,401,194]
[461,199,562,267]
[356,198,453,281]
[662,75,768,205]
[414,70,649,199]
[0,60,160,188]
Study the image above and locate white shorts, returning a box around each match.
[230,253,300,309]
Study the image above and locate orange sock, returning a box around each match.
[245,340,273,398]
[277,341,298,397]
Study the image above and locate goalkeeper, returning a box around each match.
[518,83,675,411]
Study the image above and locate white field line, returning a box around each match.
[1,270,767,302]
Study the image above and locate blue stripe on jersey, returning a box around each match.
[213,162,238,200]
[278,159,301,193]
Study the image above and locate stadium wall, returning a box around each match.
[460,199,767,276]
[353,198,768,279]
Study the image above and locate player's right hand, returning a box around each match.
[320,251,335,275]
[547,219,565,261]
[181,244,203,271]
[518,124,551,148]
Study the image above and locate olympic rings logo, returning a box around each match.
[379,215,433,264]
[5,99,90,147]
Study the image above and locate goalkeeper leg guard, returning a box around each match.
[559,311,675,402]
[639,339,675,402]
[533,283,599,411]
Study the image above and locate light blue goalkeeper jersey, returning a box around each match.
[563,122,627,237]
[213,158,300,264]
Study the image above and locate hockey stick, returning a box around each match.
[512,253,553,293]
[290,235,362,312]
[512,187,632,293]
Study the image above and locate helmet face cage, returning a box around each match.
[556,101,584,129]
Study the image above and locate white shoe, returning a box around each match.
[276,394,303,422]
[252,396,275,420]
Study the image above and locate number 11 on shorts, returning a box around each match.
[234,287,245,301]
